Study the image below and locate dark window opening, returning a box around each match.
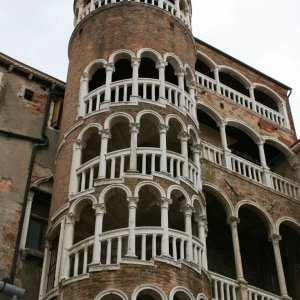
[139,57,158,79]
[195,59,214,79]
[50,99,63,130]
[24,88,34,101]
[89,68,106,92]
[112,59,132,82]
[46,235,59,293]
[165,63,178,86]
[254,89,279,112]
[26,191,51,252]
[219,72,249,97]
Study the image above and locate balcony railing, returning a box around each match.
[75,148,200,193]
[75,0,191,29]
[67,227,203,278]
[83,79,196,121]
[201,141,300,200]
[196,72,285,127]
[248,285,280,300]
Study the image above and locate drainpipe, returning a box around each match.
[9,88,64,284]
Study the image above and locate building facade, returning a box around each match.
[1,1,300,300]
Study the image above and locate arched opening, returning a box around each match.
[279,222,300,300]
[195,58,214,79]
[108,117,130,152]
[264,142,296,180]
[219,71,250,97]
[188,129,198,161]
[167,118,182,154]
[165,61,179,86]
[173,291,192,300]
[99,294,124,300]
[136,289,164,300]
[89,67,106,93]
[254,88,279,112]
[197,109,221,147]
[81,127,101,165]
[238,206,279,294]
[139,57,158,79]
[226,125,260,165]
[204,189,236,279]
[112,58,132,82]
[169,190,186,232]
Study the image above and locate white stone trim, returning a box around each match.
[169,286,195,300]
[94,289,129,300]
[132,284,168,300]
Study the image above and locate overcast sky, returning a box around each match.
[0,0,299,137]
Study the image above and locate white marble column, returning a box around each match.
[160,124,169,173]
[197,216,208,269]
[54,220,65,287]
[183,204,194,261]
[158,0,163,8]
[188,82,197,118]
[92,203,106,264]
[229,217,245,281]
[213,67,221,94]
[20,191,34,249]
[104,63,115,102]
[271,234,290,299]
[129,123,140,172]
[258,139,272,187]
[157,60,167,100]
[191,144,202,190]
[175,0,180,17]
[218,122,232,170]
[161,197,172,256]
[38,241,50,300]
[279,101,291,129]
[78,72,89,117]
[131,58,141,97]
[63,213,76,279]
[179,131,190,179]
[98,129,110,178]
[126,197,139,257]
[176,68,186,110]
[69,139,84,195]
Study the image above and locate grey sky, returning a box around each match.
[0,0,299,136]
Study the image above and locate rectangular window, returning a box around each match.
[46,236,59,293]
[50,99,63,130]
[24,88,34,101]
[25,191,51,252]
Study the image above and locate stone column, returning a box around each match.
[197,216,208,269]
[20,191,34,249]
[191,144,202,190]
[161,198,172,256]
[188,81,197,118]
[159,124,169,173]
[183,204,194,261]
[126,197,139,258]
[129,123,140,172]
[92,204,106,264]
[157,60,167,100]
[98,129,111,178]
[179,131,190,179]
[279,101,291,129]
[38,241,50,300]
[213,67,221,93]
[54,220,65,287]
[258,139,272,187]
[175,0,180,17]
[176,68,186,110]
[218,122,232,170]
[158,0,163,8]
[131,58,141,97]
[271,234,290,299]
[104,63,115,102]
[78,72,89,117]
[69,139,83,195]
[63,213,76,279]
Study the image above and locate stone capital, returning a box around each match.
[74,139,84,150]
[175,68,186,77]
[161,197,172,208]
[104,63,115,72]
[190,144,201,153]
[178,130,190,141]
[81,72,89,82]
[131,58,141,67]
[100,129,111,139]
[129,122,140,134]
[217,121,227,128]
[257,138,265,146]
[156,59,168,69]
[93,203,106,215]
[127,197,139,208]
[270,234,282,244]
[229,216,240,228]
[67,212,79,224]
[181,204,195,215]
[159,124,169,134]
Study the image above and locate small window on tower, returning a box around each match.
[24,88,34,101]
[50,99,63,130]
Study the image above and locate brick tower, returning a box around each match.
[38,1,300,300]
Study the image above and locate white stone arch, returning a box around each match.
[263,136,295,160]
[276,217,300,235]
[235,200,276,236]
[132,284,167,300]
[134,180,166,198]
[169,286,195,300]
[77,123,102,141]
[99,184,132,204]
[196,51,217,70]
[218,65,252,88]
[163,53,184,72]
[167,185,191,205]
[202,182,235,219]
[137,48,163,64]
[108,49,136,64]
[83,58,108,79]
[166,114,187,132]
[253,83,285,107]
[226,118,261,144]
[191,195,206,216]
[196,294,208,300]
[187,124,200,144]
[196,101,224,126]
[184,63,195,84]
[69,194,97,216]
[136,110,165,126]
[94,289,129,300]
[104,112,135,129]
